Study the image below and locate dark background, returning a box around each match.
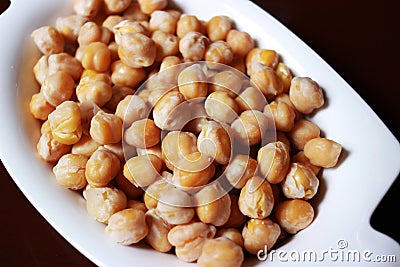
[0,0,399,266]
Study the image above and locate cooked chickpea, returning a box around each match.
[77,22,111,46]
[226,29,254,57]
[104,142,125,161]
[304,137,342,168]
[124,118,161,149]
[225,154,258,189]
[275,199,314,234]
[216,228,244,248]
[102,15,124,31]
[204,91,239,124]
[208,70,242,98]
[231,110,269,146]
[206,15,232,41]
[145,209,173,252]
[151,30,179,62]
[123,154,163,187]
[48,52,83,80]
[149,10,178,34]
[242,218,281,255]
[204,41,233,65]
[105,208,148,245]
[137,0,167,14]
[194,182,231,226]
[136,144,163,160]
[37,131,71,163]
[115,95,148,126]
[71,134,99,157]
[281,163,319,199]
[289,77,324,114]
[85,147,120,187]
[179,31,208,61]
[159,56,181,72]
[41,71,74,107]
[123,1,149,21]
[246,48,279,76]
[288,118,320,150]
[143,179,171,210]
[113,20,150,45]
[84,186,127,224]
[48,101,82,145]
[103,0,131,14]
[176,15,203,38]
[33,55,49,85]
[53,153,88,190]
[183,103,208,135]
[40,120,51,134]
[276,62,293,93]
[235,86,266,112]
[177,63,208,101]
[257,141,290,184]
[250,67,283,100]
[127,200,147,213]
[115,172,144,199]
[73,0,101,17]
[29,92,55,121]
[162,131,198,170]
[198,237,244,267]
[118,32,156,68]
[167,222,216,262]
[292,151,321,174]
[89,111,122,145]
[31,26,64,55]
[264,101,296,132]
[55,15,88,43]
[81,42,111,72]
[105,85,135,111]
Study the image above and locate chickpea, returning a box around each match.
[115,95,149,126]
[77,22,111,46]
[105,208,148,245]
[149,10,178,34]
[194,182,231,226]
[151,30,179,62]
[123,154,163,187]
[257,141,290,184]
[81,42,111,72]
[235,86,266,112]
[85,147,120,187]
[153,91,191,131]
[167,222,216,262]
[264,101,296,132]
[183,103,208,135]
[274,92,302,119]
[173,151,215,188]
[136,144,163,160]
[53,153,88,190]
[292,151,321,175]
[156,187,195,225]
[71,134,99,157]
[73,0,101,17]
[225,154,258,189]
[41,71,74,107]
[162,131,198,170]
[276,62,293,93]
[104,142,125,161]
[226,29,254,57]
[176,64,207,102]
[176,15,203,38]
[56,15,89,43]
[239,176,274,219]
[33,55,49,85]
[246,48,279,76]
[231,110,269,146]
[216,228,244,248]
[115,172,143,199]
[275,199,314,234]
[137,0,167,15]
[288,118,320,150]
[84,186,127,224]
[242,218,281,255]
[206,15,232,42]
[105,85,135,112]
[204,41,233,65]
[48,101,82,145]
[103,0,131,14]
[40,120,51,134]
[160,56,181,72]
[229,56,246,74]
[204,91,238,124]
[123,1,149,21]
[111,61,146,88]
[29,93,55,121]
[304,137,342,168]
[145,209,173,252]
[208,70,242,98]
[198,237,244,267]
[127,200,147,213]
[31,26,64,55]
[102,15,124,32]
[143,179,171,210]
[113,20,150,45]
[118,32,156,68]
[250,67,283,101]
[124,118,161,149]
[281,163,319,200]
[48,52,83,80]
[179,31,208,61]
[37,131,71,164]
[89,111,122,145]
[197,121,231,165]
[289,77,324,114]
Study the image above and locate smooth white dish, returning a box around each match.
[0,0,399,266]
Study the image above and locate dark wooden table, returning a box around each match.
[1,0,399,266]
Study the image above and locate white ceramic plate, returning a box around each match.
[0,0,399,266]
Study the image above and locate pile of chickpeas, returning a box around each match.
[28,0,343,266]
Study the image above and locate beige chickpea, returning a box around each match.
[123,154,163,187]
[40,120,51,134]
[246,48,279,76]
[194,182,231,226]
[104,142,125,161]
[226,29,254,57]
[115,95,149,126]
[151,30,179,62]
[177,64,208,102]
[105,85,135,112]
[48,101,82,145]
[235,86,266,112]
[85,147,120,187]
[239,176,274,219]
[257,141,290,184]
[198,237,244,267]
[222,194,247,228]
[176,15,203,38]
[274,92,302,120]
[81,42,111,72]
[29,93,55,121]
[225,154,258,189]
[208,70,242,98]
[33,55,49,85]
[250,67,284,101]
[48,52,83,81]
[231,110,269,146]
[71,134,100,157]
[206,15,232,42]
[145,209,173,252]
[179,31,208,61]
[41,71,74,107]
[105,208,148,245]
[36,131,71,163]
[103,0,131,14]
[149,10,178,34]
[77,22,111,46]
[216,228,244,248]
[102,15,124,32]
[73,0,101,17]
[281,163,319,200]
[56,15,89,43]
[276,62,293,93]
[167,222,216,262]
[292,151,321,175]
[288,118,320,150]
[127,200,147,213]
[159,56,182,72]
[242,218,281,255]
[123,1,149,21]
[84,186,127,224]
[124,118,161,149]
[274,199,314,234]
[289,77,324,114]
[118,32,156,68]
[31,26,64,55]
[113,20,150,45]
[111,60,146,88]
[183,103,208,135]
[143,179,171,210]
[89,111,123,145]
[304,137,342,168]
[53,153,88,190]
[161,131,198,170]
[264,101,296,132]
[136,144,163,160]
[204,41,233,65]
[115,171,144,199]
[137,0,167,14]
[205,91,239,124]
